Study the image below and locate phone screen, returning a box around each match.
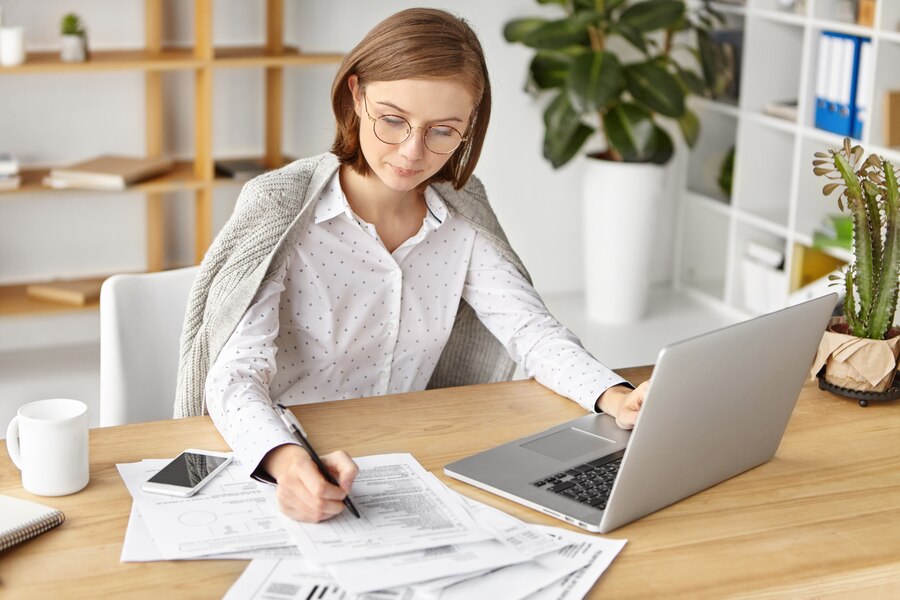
[147,451,230,488]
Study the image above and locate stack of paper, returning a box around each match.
[116,458,302,561]
[231,454,626,599]
[117,453,625,598]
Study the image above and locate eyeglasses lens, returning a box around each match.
[373,115,462,154]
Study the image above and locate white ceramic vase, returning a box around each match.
[60,34,85,62]
[582,158,669,324]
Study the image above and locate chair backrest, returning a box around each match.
[99,266,199,426]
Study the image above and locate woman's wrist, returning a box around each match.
[596,385,631,416]
[261,443,308,481]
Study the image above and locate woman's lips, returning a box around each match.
[389,164,421,177]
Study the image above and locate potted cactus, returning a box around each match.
[810,138,900,399]
[60,13,87,63]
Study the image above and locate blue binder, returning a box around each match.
[814,32,866,138]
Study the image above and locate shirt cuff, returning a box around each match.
[248,440,303,484]
[593,380,635,414]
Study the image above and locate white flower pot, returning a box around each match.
[582,158,669,323]
[60,34,85,62]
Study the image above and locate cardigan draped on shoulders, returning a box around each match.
[174,153,531,418]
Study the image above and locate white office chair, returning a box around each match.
[99,266,199,426]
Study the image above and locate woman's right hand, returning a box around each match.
[261,443,359,522]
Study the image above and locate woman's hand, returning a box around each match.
[597,381,650,430]
[261,444,359,522]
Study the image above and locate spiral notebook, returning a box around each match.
[0,495,65,552]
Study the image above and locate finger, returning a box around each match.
[296,455,348,501]
[276,475,346,522]
[322,451,359,493]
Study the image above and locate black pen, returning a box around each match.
[274,403,361,519]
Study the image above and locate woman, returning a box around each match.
[176,8,647,523]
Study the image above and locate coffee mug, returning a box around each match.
[6,399,90,496]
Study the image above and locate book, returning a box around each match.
[0,173,21,191]
[26,279,104,306]
[763,99,799,122]
[0,495,65,552]
[47,155,173,191]
[214,158,269,182]
[0,152,19,177]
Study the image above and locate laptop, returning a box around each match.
[445,294,837,533]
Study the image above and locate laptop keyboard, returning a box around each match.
[531,456,623,510]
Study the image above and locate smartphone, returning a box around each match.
[141,449,233,497]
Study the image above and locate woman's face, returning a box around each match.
[349,77,476,194]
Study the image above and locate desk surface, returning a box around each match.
[2,368,900,598]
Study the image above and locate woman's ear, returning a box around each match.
[347,75,362,118]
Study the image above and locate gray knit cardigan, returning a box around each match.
[174,153,531,418]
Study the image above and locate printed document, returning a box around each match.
[326,488,567,594]
[267,453,491,564]
[117,459,291,559]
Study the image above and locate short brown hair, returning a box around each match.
[330,8,491,190]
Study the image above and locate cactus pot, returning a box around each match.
[582,158,669,324]
[60,34,86,62]
[820,317,900,393]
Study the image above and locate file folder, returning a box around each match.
[852,39,873,140]
[814,32,867,138]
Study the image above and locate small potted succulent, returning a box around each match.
[810,138,900,402]
[60,13,87,63]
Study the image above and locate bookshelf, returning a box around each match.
[0,0,342,318]
[677,0,900,317]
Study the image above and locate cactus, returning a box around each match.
[813,138,900,340]
[61,13,84,36]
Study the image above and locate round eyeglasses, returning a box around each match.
[363,94,467,155]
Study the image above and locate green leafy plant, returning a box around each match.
[813,138,900,340]
[504,0,728,167]
[61,13,85,36]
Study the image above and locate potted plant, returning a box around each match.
[504,0,728,323]
[810,138,900,401]
[60,13,87,63]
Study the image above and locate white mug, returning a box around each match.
[6,399,90,496]
[0,26,25,67]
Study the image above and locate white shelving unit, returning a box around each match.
[677,0,900,317]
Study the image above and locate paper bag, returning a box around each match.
[810,317,900,392]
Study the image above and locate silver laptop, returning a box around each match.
[445,294,836,533]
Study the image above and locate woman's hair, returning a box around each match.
[331,8,491,189]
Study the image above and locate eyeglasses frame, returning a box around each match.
[361,93,468,155]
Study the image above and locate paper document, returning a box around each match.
[434,526,625,600]
[522,526,627,599]
[120,503,302,562]
[268,454,491,564]
[117,459,291,559]
[327,487,566,593]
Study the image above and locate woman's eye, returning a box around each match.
[430,126,455,138]
[382,116,408,129]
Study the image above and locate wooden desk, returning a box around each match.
[2,368,900,598]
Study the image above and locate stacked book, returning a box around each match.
[44,155,173,191]
[0,153,20,191]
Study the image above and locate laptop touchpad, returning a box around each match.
[520,428,616,462]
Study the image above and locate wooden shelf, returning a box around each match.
[0,49,203,73]
[213,46,344,68]
[0,279,105,317]
[1,161,210,197]
[0,3,342,320]
[0,46,343,75]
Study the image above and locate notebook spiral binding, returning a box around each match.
[0,510,65,552]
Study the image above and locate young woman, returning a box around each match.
[176,8,648,523]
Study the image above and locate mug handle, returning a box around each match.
[6,416,22,470]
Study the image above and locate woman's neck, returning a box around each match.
[339,165,424,226]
